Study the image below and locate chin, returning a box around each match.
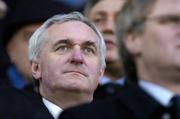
[65,83,89,92]
[106,55,119,61]
[106,58,119,63]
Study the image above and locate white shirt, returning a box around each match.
[43,98,63,119]
[99,76,125,85]
[139,80,174,107]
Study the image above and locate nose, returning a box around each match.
[103,17,115,34]
[70,46,84,64]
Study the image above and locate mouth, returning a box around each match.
[64,71,87,77]
[105,39,116,48]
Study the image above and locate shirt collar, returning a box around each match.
[99,76,125,85]
[43,98,63,119]
[139,80,174,107]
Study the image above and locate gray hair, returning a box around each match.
[116,0,156,82]
[28,11,106,69]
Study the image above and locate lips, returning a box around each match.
[64,70,87,77]
[105,39,116,48]
[105,40,114,45]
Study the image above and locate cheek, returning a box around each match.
[17,41,29,53]
[153,30,173,51]
[40,61,64,89]
[144,25,174,46]
[40,56,63,79]
[87,63,100,89]
[141,27,174,63]
[142,27,167,50]
[95,24,105,32]
[87,60,101,78]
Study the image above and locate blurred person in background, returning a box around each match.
[0,0,82,90]
[84,0,126,100]
[0,0,7,19]
[57,0,87,11]
[0,0,8,83]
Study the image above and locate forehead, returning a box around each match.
[90,0,124,15]
[46,21,99,44]
[149,0,180,16]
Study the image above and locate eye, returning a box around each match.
[94,17,103,23]
[158,16,180,24]
[168,16,180,24]
[56,45,70,53]
[93,15,106,25]
[83,47,95,56]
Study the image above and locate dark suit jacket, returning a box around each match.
[60,83,165,119]
[0,84,53,119]
[93,83,124,101]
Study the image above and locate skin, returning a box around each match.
[0,0,7,18]
[31,21,104,109]
[88,0,125,79]
[125,0,180,93]
[7,23,42,82]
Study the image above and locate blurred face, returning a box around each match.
[128,0,180,76]
[7,23,41,82]
[0,0,7,18]
[88,0,124,63]
[32,21,103,95]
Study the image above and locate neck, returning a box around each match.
[105,61,123,80]
[137,60,180,94]
[40,87,93,109]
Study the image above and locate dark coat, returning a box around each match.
[0,84,53,119]
[60,83,166,119]
[93,83,124,101]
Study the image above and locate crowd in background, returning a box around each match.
[1,0,180,119]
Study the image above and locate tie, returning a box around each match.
[168,95,180,119]
[150,96,180,119]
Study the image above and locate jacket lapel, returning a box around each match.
[117,83,163,119]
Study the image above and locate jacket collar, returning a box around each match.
[117,83,163,119]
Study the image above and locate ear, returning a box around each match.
[97,69,104,84]
[31,61,41,80]
[124,32,142,56]
[99,69,104,78]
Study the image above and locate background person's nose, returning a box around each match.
[103,17,115,34]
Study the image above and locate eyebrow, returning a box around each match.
[83,41,98,50]
[93,11,106,17]
[53,39,97,49]
[53,39,72,49]
[54,39,71,45]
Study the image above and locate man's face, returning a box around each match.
[88,0,124,63]
[7,23,41,81]
[33,21,103,94]
[130,0,180,74]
